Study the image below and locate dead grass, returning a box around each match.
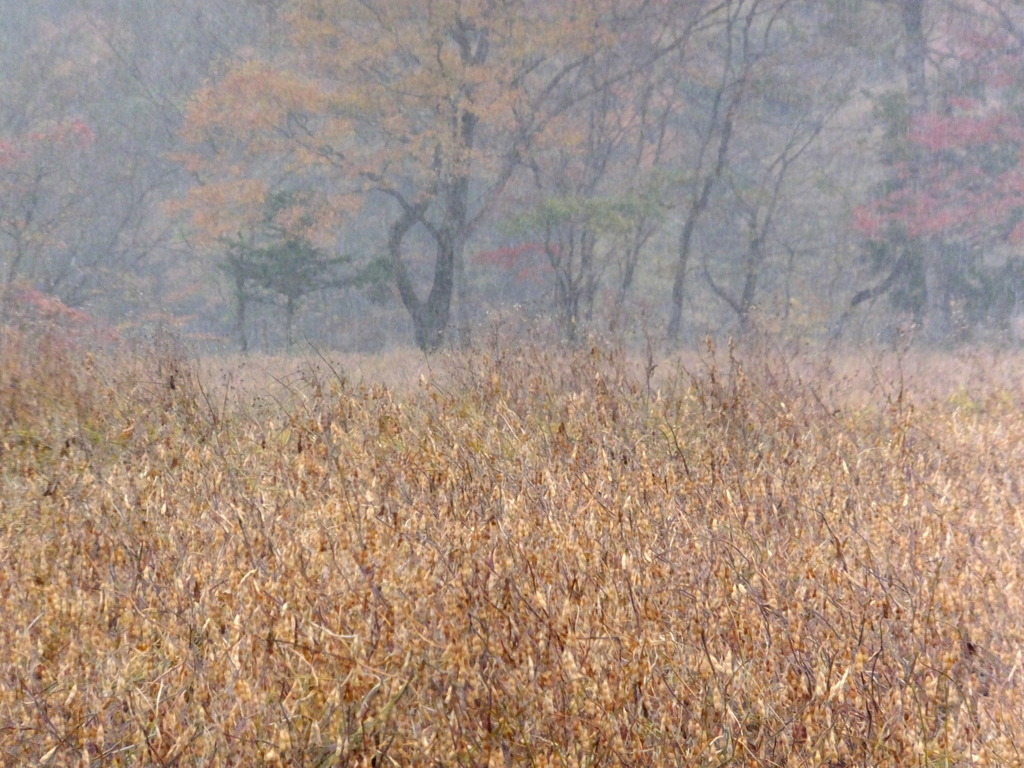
[1,325,1022,766]
[196,347,434,400]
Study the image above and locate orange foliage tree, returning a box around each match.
[179,0,711,350]
[0,119,95,303]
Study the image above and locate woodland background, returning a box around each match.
[2,0,1024,353]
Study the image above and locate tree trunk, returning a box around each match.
[668,212,700,341]
[737,258,760,335]
[667,48,744,342]
[284,294,296,348]
[923,237,952,340]
[418,232,456,352]
[386,23,484,353]
[233,274,249,353]
[388,200,453,354]
[899,0,952,342]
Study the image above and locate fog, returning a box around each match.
[2,0,1023,353]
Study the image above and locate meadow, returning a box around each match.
[1,324,1022,766]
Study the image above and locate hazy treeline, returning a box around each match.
[2,0,1024,351]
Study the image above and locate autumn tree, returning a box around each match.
[0,0,284,330]
[0,11,116,309]
[179,0,721,351]
[0,119,95,304]
[697,2,848,335]
[852,1,1024,340]
[663,0,771,342]
[498,12,686,341]
[703,120,830,335]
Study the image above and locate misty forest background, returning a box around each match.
[3,0,1024,354]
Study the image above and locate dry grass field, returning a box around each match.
[1,324,1023,766]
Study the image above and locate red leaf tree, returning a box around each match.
[852,2,1024,339]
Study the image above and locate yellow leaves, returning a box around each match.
[826,666,851,702]
[176,0,671,273]
[171,178,269,245]
[183,60,325,143]
[275,725,292,754]
[178,60,356,243]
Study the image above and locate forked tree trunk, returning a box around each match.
[388,199,459,354]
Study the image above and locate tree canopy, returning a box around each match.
[5,0,1024,348]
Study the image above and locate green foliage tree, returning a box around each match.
[509,193,663,340]
[221,191,357,350]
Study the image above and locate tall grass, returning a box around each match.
[1,325,1021,766]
